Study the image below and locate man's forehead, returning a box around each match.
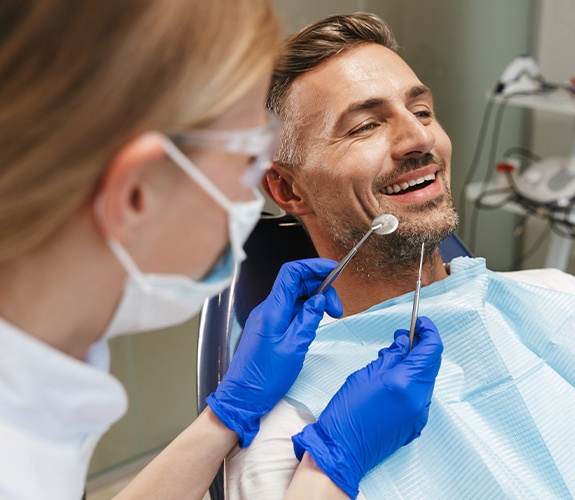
[288,44,424,127]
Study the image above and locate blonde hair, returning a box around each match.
[0,0,282,262]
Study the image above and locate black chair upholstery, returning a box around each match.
[196,212,317,500]
[196,212,471,500]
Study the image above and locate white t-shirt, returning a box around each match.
[0,318,127,500]
[226,266,575,500]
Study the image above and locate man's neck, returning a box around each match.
[331,248,448,317]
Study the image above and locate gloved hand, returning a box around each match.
[206,258,343,447]
[292,316,443,499]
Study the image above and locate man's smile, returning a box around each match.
[379,165,442,200]
[382,172,436,194]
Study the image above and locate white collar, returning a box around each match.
[0,317,127,441]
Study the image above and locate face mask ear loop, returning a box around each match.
[164,138,236,215]
[107,238,153,293]
[93,194,153,293]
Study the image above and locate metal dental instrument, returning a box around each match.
[409,242,425,350]
[313,214,399,295]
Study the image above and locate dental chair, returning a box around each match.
[196,212,472,500]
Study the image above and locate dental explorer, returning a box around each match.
[313,214,399,295]
[409,242,425,350]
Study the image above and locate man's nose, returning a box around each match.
[390,112,435,160]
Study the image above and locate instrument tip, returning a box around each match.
[372,214,398,235]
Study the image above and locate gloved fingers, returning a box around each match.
[291,300,304,319]
[392,329,411,353]
[390,317,443,383]
[375,341,408,371]
[283,293,326,348]
[410,316,444,361]
[369,329,410,371]
[321,286,344,319]
[281,284,341,325]
[416,316,439,337]
[393,328,409,341]
[247,259,335,332]
[377,329,409,356]
[268,259,338,317]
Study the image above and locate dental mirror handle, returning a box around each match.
[313,248,358,295]
[313,225,378,295]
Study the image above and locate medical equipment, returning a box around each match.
[513,156,575,205]
[461,54,575,269]
[313,214,399,295]
[495,55,546,96]
[408,242,424,349]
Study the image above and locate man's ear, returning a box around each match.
[94,132,166,243]
[261,164,312,216]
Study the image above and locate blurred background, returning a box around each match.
[87,0,575,495]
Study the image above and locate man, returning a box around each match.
[226,13,575,499]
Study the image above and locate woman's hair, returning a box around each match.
[0,0,282,262]
[267,12,398,169]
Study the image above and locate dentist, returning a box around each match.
[0,1,442,499]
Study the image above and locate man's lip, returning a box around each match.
[382,165,439,189]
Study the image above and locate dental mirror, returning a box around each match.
[313,214,399,295]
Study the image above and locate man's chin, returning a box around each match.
[366,204,459,262]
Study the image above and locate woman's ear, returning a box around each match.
[94,132,167,243]
[261,164,312,216]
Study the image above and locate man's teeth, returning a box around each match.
[384,173,435,194]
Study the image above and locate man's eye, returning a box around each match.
[350,123,378,135]
[414,110,433,119]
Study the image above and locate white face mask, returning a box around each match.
[102,137,265,339]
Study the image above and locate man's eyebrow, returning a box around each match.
[406,85,433,100]
[344,97,387,115]
[332,87,433,133]
[333,98,387,131]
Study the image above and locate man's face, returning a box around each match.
[287,43,457,267]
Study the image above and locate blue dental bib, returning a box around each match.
[286,257,575,499]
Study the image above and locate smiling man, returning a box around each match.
[226,13,575,500]
[263,16,457,317]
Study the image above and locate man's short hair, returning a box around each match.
[267,12,398,168]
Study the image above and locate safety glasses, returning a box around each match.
[169,112,281,187]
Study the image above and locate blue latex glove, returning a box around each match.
[292,316,443,499]
[206,258,343,447]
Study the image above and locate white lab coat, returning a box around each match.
[0,317,127,499]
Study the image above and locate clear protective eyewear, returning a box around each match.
[169,111,281,188]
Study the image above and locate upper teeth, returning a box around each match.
[384,173,435,194]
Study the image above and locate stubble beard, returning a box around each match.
[358,191,459,274]
[314,177,459,279]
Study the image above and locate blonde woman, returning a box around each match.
[0,2,442,499]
